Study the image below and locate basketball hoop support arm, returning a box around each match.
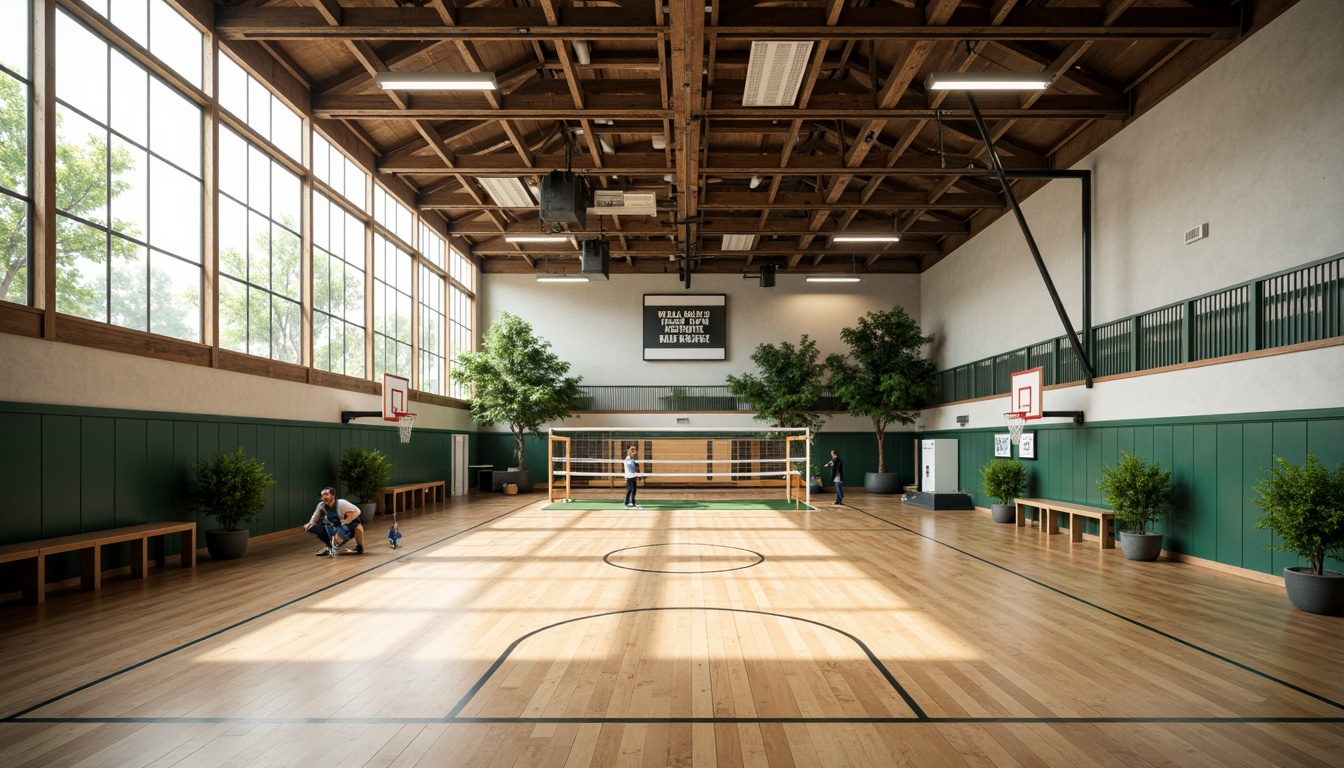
[965,92,1095,388]
[341,411,382,423]
[1042,410,1085,425]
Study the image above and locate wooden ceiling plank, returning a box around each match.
[216,6,1241,41]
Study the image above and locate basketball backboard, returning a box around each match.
[382,373,410,421]
[1009,367,1043,420]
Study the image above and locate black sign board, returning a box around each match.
[643,294,727,360]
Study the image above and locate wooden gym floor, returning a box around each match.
[1,490,1341,767]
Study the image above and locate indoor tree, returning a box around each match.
[727,334,826,434]
[450,312,582,472]
[825,305,935,474]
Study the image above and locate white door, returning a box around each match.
[452,434,468,496]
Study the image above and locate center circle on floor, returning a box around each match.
[603,543,765,574]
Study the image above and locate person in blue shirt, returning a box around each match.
[623,444,643,509]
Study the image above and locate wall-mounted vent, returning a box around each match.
[743,41,814,107]
[1184,222,1209,245]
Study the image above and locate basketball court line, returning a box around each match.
[1,502,535,722]
[846,504,1344,714]
[4,500,1342,727]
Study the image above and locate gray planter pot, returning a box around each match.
[205,528,249,561]
[1283,567,1344,616]
[358,502,377,522]
[864,472,903,494]
[1119,531,1164,561]
[990,504,1015,524]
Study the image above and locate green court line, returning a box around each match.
[543,499,816,511]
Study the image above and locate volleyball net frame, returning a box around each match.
[548,427,813,507]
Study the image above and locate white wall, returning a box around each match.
[923,0,1344,367]
[480,271,921,386]
[917,0,1344,427]
[0,333,475,432]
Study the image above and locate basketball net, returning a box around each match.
[396,412,417,443]
[1004,412,1026,445]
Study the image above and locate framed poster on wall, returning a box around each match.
[643,294,727,360]
[993,434,1012,458]
[1018,432,1036,459]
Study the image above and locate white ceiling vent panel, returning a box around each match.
[722,235,756,251]
[743,41,814,107]
[477,177,534,208]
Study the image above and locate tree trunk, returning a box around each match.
[873,419,886,473]
[513,430,526,471]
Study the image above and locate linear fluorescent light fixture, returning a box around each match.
[832,234,900,243]
[537,274,589,283]
[505,234,572,243]
[925,71,1053,91]
[374,71,498,91]
[478,177,535,209]
[806,276,861,283]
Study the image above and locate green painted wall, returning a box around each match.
[0,401,475,593]
[923,408,1344,576]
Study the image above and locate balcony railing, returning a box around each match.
[574,385,842,413]
[932,253,1342,403]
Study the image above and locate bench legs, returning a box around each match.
[1017,506,1114,550]
[21,558,43,605]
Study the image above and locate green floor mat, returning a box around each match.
[542,499,817,511]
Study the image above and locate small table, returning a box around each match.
[469,465,493,492]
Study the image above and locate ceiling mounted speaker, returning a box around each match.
[540,171,590,228]
[580,239,610,279]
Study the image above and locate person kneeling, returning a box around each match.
[304,486,366,556]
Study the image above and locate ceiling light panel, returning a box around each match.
[743,41,814,107]
[478,177,535,208]
[832,234,901,243]
[722,235,756,251]
[925,71,1053,91]
[374,71,498,90]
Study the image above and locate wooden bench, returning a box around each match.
[1015,498,1117,550]
[1,522,197,604]
[380,480,446,514]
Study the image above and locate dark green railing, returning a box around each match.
[932,253,1343,403]
[574,385,842,413]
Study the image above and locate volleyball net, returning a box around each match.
[548,427,813,507]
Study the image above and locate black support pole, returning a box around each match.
[965,93,1095,388]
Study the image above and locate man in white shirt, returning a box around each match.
[623,444,643,509]
[304,487,366,555]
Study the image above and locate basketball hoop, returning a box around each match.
[396,412,417,443]
[1004,412,1026,445]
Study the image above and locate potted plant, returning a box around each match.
[1251,454,1344,616]
[981,458,1027,524]
[810,464,824,494]
[1098,451,1174,561]
[191,447,275,560]
[825,306,936,494]
[451,312,583,492]
[339,447,391,518]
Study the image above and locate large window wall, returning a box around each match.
[0,4,32,306]
[0,2,477,405]
[52,8,203,340]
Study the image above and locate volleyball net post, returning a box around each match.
[547,427,812,507]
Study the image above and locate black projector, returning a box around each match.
[580,239,610,279]
[540,171,589,228]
